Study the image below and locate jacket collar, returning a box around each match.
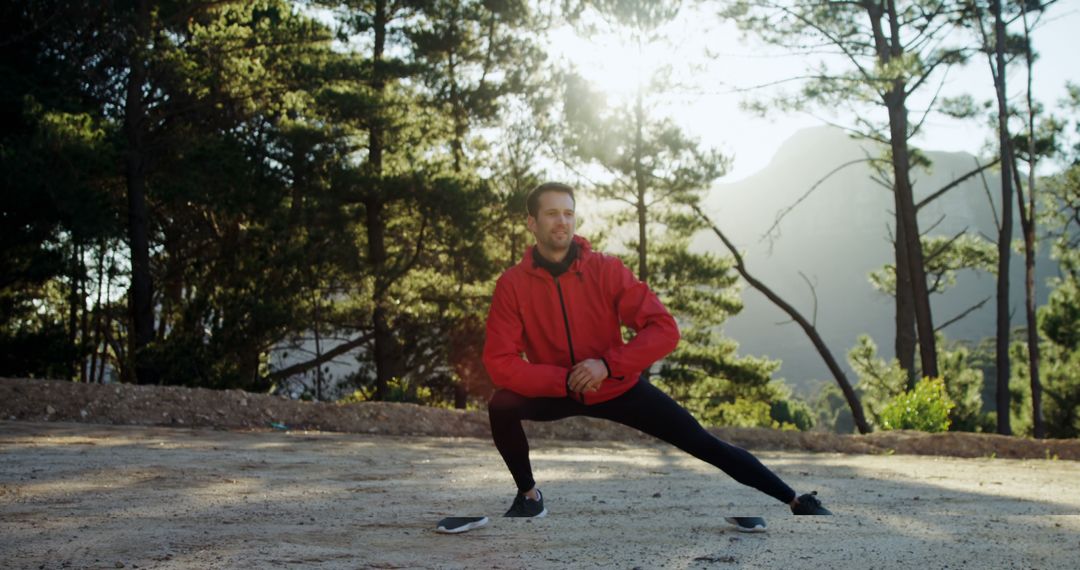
[520,235,591,277]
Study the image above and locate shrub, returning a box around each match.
[879,377,955,432]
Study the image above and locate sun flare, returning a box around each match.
[548,25,689,103]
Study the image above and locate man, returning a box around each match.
[482,182,831,533]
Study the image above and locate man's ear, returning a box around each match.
[526,215,537,234]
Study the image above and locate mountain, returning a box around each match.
[693,126,1056,396]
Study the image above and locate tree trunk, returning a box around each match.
[633,89,651,382]
[991,0,1013,435]
[870,0,938,380]
[98,250,116,383]
[67,241,80,381]
[367,0,400,400]
[124,0,157,385]
[1021,196,1041,436]
[448,8,465,172]
[313,289,323,402]
[89,241,106,383]
[633,90,648,283]
[887,93,938,379]
[894,207,918,389]
[1020,4,1044,439]
[79,243,90,383]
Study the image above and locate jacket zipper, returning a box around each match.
[554,276,581,402]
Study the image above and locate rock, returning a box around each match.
[45,405,55,415]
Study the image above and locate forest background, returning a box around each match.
[3,0,1079,438]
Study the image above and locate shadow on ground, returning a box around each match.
[1,421,1078,569]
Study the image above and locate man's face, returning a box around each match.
[527,191,575,255]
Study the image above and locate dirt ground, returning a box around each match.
[2,421,1078,570]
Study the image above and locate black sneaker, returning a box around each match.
[791,491,832,515]
[724,517,767,533]
[436,516,489,534]
[503,489,547,518]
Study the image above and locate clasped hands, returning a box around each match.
[567,358,608,394]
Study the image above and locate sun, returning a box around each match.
[547,24,680,103]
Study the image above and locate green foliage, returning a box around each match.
[1,3,124,379]
[657,372,814,431]
[6,0,1073,433]
[2,0,550,396]
[869,233,997,296]
[936,340,991,432]
[1006,176,1080,437]
[1013,161,1080,437]
[1038,344,1080,438]
[879,377,955,433]
[1041,272,1080,349]
[847,334,990,432]
[770,397,817,432]
[814,383,856,434]
[722,0,967,130]
[847,335,908,424]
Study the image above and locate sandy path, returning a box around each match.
[1,421,1077,569]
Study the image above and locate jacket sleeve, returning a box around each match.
[482,275,570,398]
[601,258,680,379]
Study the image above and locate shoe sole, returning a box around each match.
[436,516,489,534]
[724,517,766,533]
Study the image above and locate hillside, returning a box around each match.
[696,125,1057,395]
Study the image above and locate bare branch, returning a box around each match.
[908,65,951,137]
[977,159,1001,233]
[916,157,1001,211]
[923,227,969,264]
[269,331,375,382]
[771,2,878,84]
[920,214,948,237]
[798,270,819,327]
[935,296,992,332]
[761,158,874,244]
[691,202,871,434]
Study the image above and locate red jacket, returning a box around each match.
[482,235,680,404]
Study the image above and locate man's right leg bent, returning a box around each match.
[487,389,583,494]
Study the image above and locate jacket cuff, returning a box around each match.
[600,353,625,380]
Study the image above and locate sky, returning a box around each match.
[546,3,1080,184]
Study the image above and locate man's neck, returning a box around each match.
[535,245,569,264]
[533,241,578,277]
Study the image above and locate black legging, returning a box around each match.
[488,381,797,504]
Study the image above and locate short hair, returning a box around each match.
[526,182,576,218]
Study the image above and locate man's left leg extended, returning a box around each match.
[488,389,587,517]
[585,381,825,511]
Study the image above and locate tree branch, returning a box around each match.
[916,157,1000,211]
[691,203,871,434]
[935,296,991,332]
[269,330,374,382]
[761,158,872,244]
